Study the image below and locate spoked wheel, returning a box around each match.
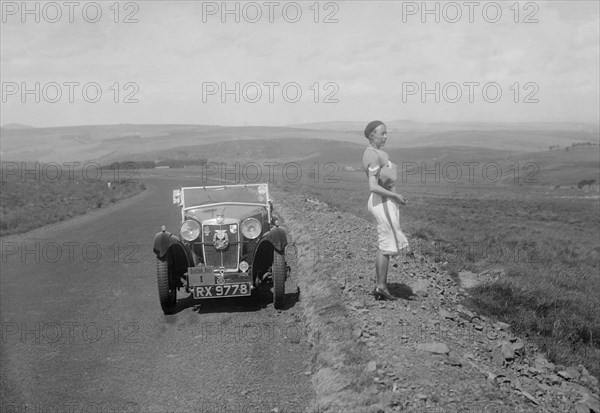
[272,249,286,309]
[157,258,176,314]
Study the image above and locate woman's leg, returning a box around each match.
[369,193,395,295]
[376,250,390,291]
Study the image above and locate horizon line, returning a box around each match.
[3,119,600,130]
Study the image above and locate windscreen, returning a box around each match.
[182,184,269,208]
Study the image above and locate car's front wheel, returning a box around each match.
[272,249,286,309]
[157,258,176,314]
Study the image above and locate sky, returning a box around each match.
[1,0,599,127]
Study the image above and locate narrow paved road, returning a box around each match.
[1,174,314,413]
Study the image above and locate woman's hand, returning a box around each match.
[394,194,407,205]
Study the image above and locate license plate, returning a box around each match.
[192,283,251,299]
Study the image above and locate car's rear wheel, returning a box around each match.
[272,249,286,309]
[157,258,176,314]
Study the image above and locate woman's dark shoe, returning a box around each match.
[373,287,397,301]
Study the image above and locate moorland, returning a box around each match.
[1,121,598,376]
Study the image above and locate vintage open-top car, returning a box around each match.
[152,183,288,314]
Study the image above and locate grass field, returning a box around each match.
[0,164,145,236]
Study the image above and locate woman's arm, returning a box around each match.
[368,175,407,204]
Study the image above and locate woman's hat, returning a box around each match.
[364,120,384,139]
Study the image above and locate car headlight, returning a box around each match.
[180,220,200,241]
[241,218,262,239]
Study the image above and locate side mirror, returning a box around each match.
[173,189,181,205]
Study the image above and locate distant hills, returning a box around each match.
[1,123,35,130]
[0,122,598,165]
[289,120,598,131]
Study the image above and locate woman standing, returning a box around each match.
[362,120,409,301]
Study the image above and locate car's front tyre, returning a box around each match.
[157,258,176,314]
[272,249,286,309]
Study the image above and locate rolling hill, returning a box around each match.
[0,123,35,130]
[1,122,598,163]
[108,136,598,188]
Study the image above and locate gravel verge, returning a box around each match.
[273,187,600,413]
[275,191,395,413]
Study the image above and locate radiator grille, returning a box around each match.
[202,224,239,269]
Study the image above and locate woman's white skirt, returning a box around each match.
[368,192,409,256]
